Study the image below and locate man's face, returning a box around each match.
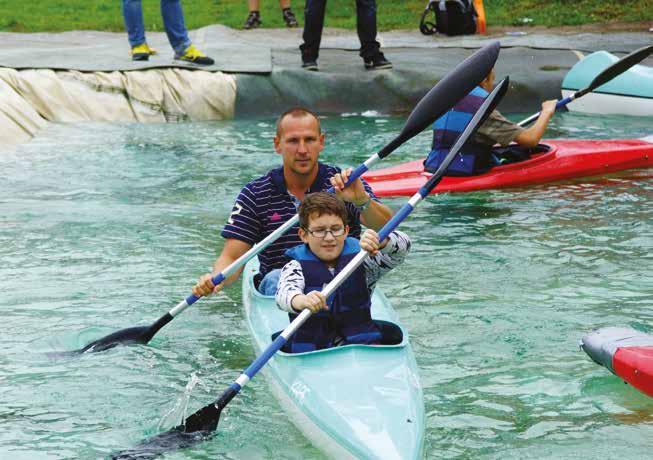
[299,212,349,265]
[274,115,325,177]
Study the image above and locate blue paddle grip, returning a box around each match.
[378,203,414,242]
[325,164,369,194]
[556,96,573,109]
[244,334,287,379]
[184,273,226,306]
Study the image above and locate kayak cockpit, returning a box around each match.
[271,319,405,355]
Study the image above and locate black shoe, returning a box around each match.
[302,60,318,71]
[364,53,393,70]
[282,8,298,27]
[243,11,262,30]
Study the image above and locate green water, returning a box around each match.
[1,112,652,459]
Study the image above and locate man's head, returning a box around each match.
[298,192,350,264]
[274,107,325,177]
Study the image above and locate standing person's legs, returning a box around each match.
[243,0,262,29]
[300,0,326,67]
[122,0,146,48]
[280,0,298,27]
[160,0,192,55]
[355,0,379,60]
[356,0,391,69]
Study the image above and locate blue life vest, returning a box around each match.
[283,238,382,353]
[424,86,492,176]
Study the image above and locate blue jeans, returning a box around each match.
[121,0,191,55]
[300,0,380,62]
[258,269,281,296]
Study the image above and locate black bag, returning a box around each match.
[420,0,477,36]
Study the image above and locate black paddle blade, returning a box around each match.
[74,325,153,354]
[378,40,500,158]
[113,386,237,458]
[61,313,173,354]
[182,385,238,433]
[582,44,653,95]
[111,426,212,460]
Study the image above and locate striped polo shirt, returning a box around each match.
[221,162,377,278]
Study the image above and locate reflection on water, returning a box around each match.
[0,112,651,458]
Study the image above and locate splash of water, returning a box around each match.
[157,372,201,431]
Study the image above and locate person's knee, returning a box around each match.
[258,269,281,296]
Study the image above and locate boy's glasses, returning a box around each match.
[306,226,345,239]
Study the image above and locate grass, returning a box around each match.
[0,0,650,32]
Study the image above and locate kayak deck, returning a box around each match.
[363,139,653,197]
[242,260,425,459]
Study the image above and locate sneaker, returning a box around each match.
[243,11,262,30]
[175,44,215,66]
[302,60,318,71]
[130,43,157,61]
[364,53,393,70]
[282,8,298,28]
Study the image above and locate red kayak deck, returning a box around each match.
[364,138,653,197]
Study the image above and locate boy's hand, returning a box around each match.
[291,291,327,314]
[360,229,388,256]
[192,273,224,297]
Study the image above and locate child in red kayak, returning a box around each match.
[275,192,411,353]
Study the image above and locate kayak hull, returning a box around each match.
[562,50,653,116]
[580,327,653,398]
[363,138,653,197]
[561,89,653,117]
[242,260,425,459]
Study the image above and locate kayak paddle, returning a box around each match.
[111,77,510,459]
[65,41,501,355]
[518,44,653,126]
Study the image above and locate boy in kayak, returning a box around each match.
[192,108,392,298]
[424,67,557,175]
[275,192,411,352]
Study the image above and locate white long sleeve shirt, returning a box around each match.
[275,231,412,312]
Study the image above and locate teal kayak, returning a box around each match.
[242,259,425,459]
[562,50,653,116]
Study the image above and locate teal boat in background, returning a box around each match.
[562,50,653,116]
[243,259,425,459]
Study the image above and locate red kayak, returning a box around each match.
[363,137,653,197]
[581,327,653,398]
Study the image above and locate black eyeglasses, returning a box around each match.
[305,226,346,238]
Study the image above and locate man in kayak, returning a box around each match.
[192,107,392,297]
[424,67,557,175]
[275,192,411,352]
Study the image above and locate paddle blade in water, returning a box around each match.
[111,389,233,458]
[74,325,153,353]
[378,41,500,158]
[111,426,211,459]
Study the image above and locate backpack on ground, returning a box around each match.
[419,0,477,36]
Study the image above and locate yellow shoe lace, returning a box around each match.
[182,44,206,60]
[131,43,157,55]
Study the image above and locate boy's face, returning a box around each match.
[299,212,349,265]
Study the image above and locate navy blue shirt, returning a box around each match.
[221,162,378,277]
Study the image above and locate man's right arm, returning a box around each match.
[192,238,252,297]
